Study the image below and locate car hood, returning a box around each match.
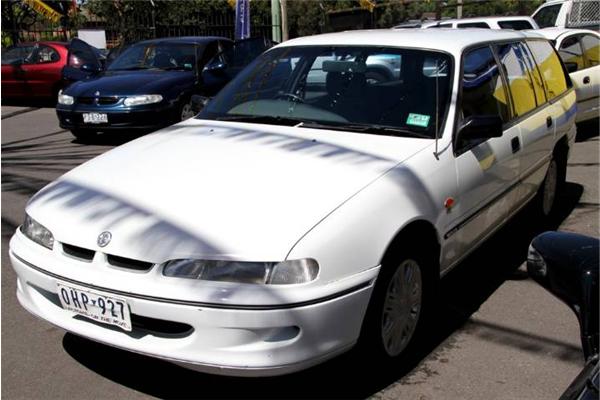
[65,70,195,97]
[27,119,431,263]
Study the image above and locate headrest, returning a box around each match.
[322,60,367,74]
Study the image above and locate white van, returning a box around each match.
[532,0,600,29]
[421,16,539,30]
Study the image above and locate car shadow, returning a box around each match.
[70,131,147,146]
[2,97,57,108]
[575,118,599,143]
[61,182,583,399]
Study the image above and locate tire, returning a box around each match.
[535,152,566,219]
[179,99,195,121]
[359,245,433,360]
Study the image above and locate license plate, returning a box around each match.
[57,283,132,331]
[82,113,108,124]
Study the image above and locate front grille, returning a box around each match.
[76,96,120,105]
[62,243,95,261]
[107,254,153,271]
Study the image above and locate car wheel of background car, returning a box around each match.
[359,245,432,360]
[180,100,195,121]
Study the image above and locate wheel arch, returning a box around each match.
[380,219,441,279]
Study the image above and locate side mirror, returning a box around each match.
[527,231,599,361]
[191,95,210,114]
[81,63,101,73]
[203,61,227,74]
[564,62,578,73]
[457,115,503,141]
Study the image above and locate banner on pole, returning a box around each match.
[235,0,250,40]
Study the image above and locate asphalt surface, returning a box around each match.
[1,105,598,399]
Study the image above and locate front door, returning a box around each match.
[449,45,519,265]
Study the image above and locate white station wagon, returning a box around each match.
[10,29,576,376]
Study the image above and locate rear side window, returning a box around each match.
[581,34,600,68]
[533,4,561,28]
[457,22,490,29]
[496,43,537,116]
[520,43,546,105]
[497,20,534,30]
[461,46,510,123]
[559,35,585,71]
[527,40,569,101]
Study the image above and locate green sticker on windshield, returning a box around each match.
[406,113,430,128]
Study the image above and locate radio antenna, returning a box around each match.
[433,58,440,160]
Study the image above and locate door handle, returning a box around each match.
[511,137,520,154]
[546,116,553,128]
[583,76,590,84]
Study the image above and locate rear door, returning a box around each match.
[499,41,554,206]
[525,39,575,194]
[62,38,103,85]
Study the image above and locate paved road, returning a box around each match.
[2,106,598,399]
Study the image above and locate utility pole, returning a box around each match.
[281,0,288,41]
[457,0,463,19]
[271,0,281,42]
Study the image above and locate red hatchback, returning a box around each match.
[1,41,69,98]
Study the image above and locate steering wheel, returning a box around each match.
[276,92,305,103]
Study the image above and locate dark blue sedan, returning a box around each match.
[56,36,273,140]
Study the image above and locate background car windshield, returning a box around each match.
[200,46,452,138]
[108,43,198,71]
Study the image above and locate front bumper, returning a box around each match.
[56,103,177,132]
[9,231,377,376]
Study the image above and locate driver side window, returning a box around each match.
[461,46,510,123]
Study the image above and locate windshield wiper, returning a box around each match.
[109,66,151,71]
[216,115,306,126]
[300,122,432,139]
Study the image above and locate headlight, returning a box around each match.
[57,90,74,105]
[123,94,163,106]
[163,258,319,285]
[526,244,547,277]
[20,214,54,250]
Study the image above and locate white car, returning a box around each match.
[10,29,576,377]
[534,28,600,122]
[419,16,539,30]
[532,0,600,30]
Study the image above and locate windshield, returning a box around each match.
[107,42,198,71]
[198,46,452,138]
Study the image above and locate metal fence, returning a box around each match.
[84,9,273,48]
[4,8,273,48]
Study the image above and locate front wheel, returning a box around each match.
[179,100,195,121]
[380,258,423,356]
[359,249,430,360]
